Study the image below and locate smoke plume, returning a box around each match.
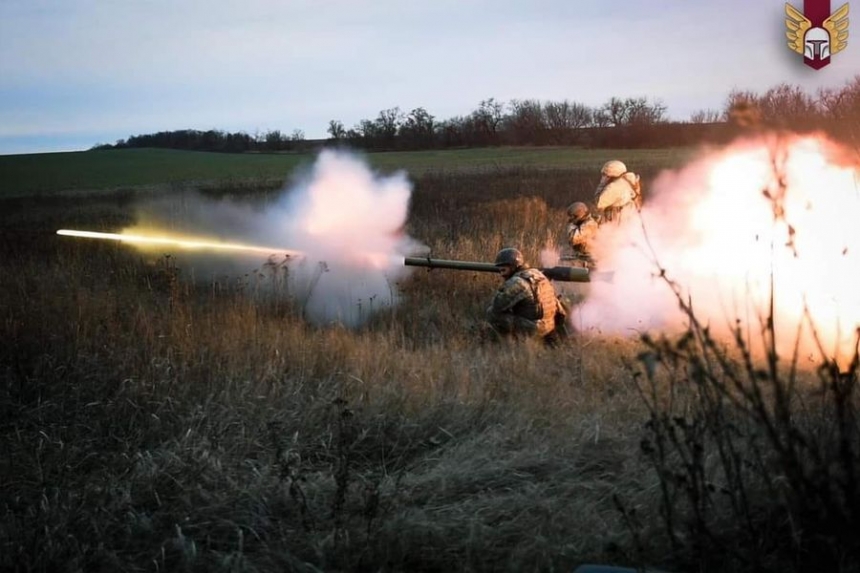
[580,133,860,367]
[126,148,425,327]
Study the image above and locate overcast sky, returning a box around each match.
[1,0,859,155]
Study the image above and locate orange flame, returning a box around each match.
[590,133,860,368]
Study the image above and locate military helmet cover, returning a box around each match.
[567,201,589,219]
[601,160,627,178]
[494,247,524,268]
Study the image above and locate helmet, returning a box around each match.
[494,247,524,268]
[567,201,589,220]
[601,160,627,178]
[804,26,830,58]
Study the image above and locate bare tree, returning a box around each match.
[399,107,436,149]
[817,75,860,147]
[591,108,612,128]
[471,98,505,143]
[327,120,346,141]
[597,96,666,127]
[544,100,593,143]
[626,97,667,125]
[688,109,723,123]
[818,75,860,120]
[600,96,629,127]
[435,117,466,148]
[265,129,284,151]
[506,99,546,144]
[757,83,819,123]
[544,100,592,130]
[353,119,379,147]
[374,107,404,148]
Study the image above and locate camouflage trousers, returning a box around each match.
[485,307,555,339]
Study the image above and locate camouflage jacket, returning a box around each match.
[566,217,599,257]
[489,267,558,322]
[595,172,641,222]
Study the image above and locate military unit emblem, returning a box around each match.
[785,1,850,69]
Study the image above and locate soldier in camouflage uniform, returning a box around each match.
[594,160,642,224]
[565,201,599,269]
[485,247,565,343]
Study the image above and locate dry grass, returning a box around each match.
[1,163,858,573]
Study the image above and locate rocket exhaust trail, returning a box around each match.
[54,149,423,328]
[59,229,399,268]
[56,229,302,257]
[57,230,603,282]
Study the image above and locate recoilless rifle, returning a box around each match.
[403,256,613,283]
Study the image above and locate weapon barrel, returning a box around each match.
[404,256,499,273]
[540,266,590,283]
[403,257,598,283]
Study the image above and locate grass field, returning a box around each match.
[1,145,858,573]
[0,146,698,199]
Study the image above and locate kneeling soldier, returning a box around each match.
[485,247,566,344]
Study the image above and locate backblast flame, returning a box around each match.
[585,133,860,368]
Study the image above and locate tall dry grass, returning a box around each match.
[1,164,857,572]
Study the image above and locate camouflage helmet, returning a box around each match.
[494,247,524,268]
[567,201,589,220]
[601,160,627,178]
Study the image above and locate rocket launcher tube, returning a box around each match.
[403,256,611,283]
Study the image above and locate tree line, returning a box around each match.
[93,75,860,153]
[97,127,308,153]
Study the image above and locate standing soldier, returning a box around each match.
[485,247,566,344]
[565,201,599,269]
[594,160,642,224]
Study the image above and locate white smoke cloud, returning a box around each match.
[580,133,860,366]
[127,148,425,327]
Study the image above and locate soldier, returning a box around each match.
[565,201,599,269]
[594,160,642,224]
[485,247,566,344]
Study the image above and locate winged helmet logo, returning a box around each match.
[786,1,849,69]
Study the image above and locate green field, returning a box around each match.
[0,146,698,199]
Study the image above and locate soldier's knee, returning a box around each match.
[486,312,512,333]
